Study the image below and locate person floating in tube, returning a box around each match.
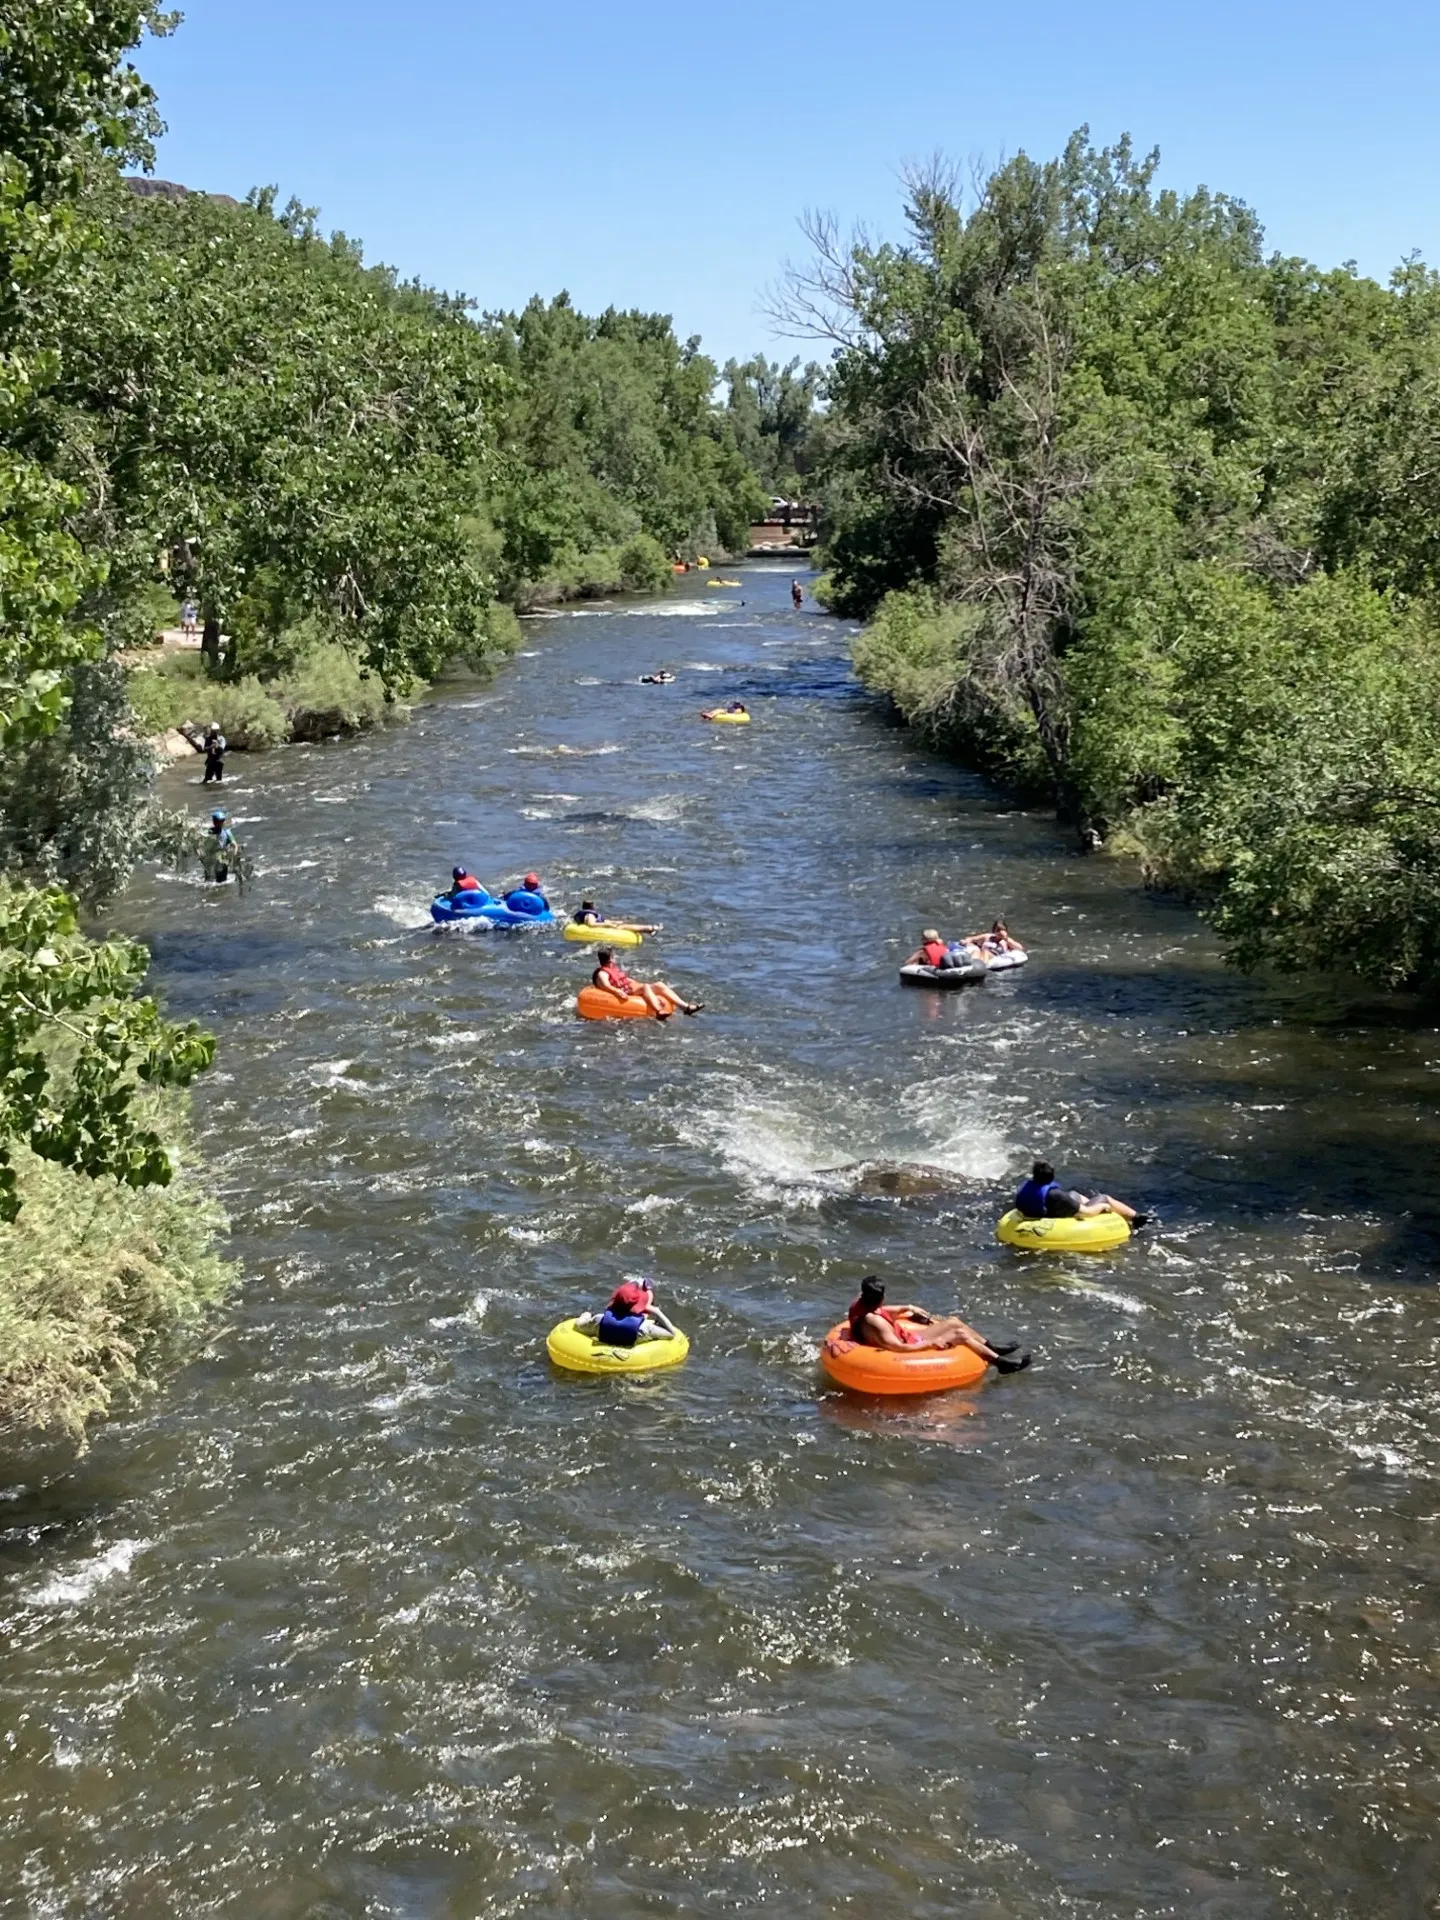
[571,897,659,935]
[1015,1160,1148,1228]
[846,1277,1030,1371]
[907,927,981,970]
[963,917,1022,956]
[591,946,702,1021]
[445,866,484,901]
[503,870,549,911]
[576,1278,678,1349]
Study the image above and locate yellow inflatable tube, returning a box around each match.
[562,922,643,948]
[995,1208,1131,1253]
[702,708,750,724]
[546,1317,690,1375]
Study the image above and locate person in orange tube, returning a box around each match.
[846,1277,1029,1370]
[591,946,702,1021]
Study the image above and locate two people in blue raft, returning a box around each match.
[431,868,553,926]
[1015,1160,1148,1229]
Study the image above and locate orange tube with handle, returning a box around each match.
[576,984,678,1022]
[819,1321,988,1395]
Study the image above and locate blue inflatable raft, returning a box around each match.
[430,886,555,928]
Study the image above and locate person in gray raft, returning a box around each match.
[906,929,981,971]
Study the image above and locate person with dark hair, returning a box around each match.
[964,917,1022,955]
[571,898,658,934]
[1015,1159,1146,1226]
[591,946,701,1020]
[846,1277,1029,1371]
[576,1278,678,1349]
[446,866,483,901]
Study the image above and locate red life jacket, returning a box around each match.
[847,1299,923,1346]
[921,940,947,966]
[596,963,635,996]
[456,875,481,890]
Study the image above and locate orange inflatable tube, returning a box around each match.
[576,984,678,1021]
[819,1322,988,1395]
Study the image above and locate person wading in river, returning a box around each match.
[201,723,226,786]
[206,808,238,883]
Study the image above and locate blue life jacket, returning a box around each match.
[1015,1177,1056,1218]
[597,1308,644,1348]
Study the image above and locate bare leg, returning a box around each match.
[651,981,701,1016]
[895,1311,999,1362]
[1082,1194,1137,1222]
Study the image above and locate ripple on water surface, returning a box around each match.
[3,566,1439,1916]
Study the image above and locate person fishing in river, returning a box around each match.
[201,723,226,786]
[591,946,701,1020]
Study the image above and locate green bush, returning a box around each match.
[556,546,624,597]
[618,531,673,594]
[852,589,1053,795]
[0,1110,236,1444]
[206,677,288,749]
[274,642,390,740]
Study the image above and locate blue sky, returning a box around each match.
[141,0,1440,365]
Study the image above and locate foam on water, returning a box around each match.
[28,1539,151,1609]
[371,892,432,928]
[684,1071,1011,1203]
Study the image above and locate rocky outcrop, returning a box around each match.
[153,727,201,761]
[124,177,241,209]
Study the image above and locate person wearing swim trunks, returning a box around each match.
[1015,1160,1146,1225]
[591,947,701,1021]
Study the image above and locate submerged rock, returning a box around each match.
[833,1159,979,1198]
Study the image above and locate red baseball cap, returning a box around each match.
[610,1281,652,1314]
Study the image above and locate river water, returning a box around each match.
[3,565,1439,1917]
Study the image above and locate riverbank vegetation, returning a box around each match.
[0,4,804,1443]
[0,1110,233,1444]
[806,136,1440,986]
